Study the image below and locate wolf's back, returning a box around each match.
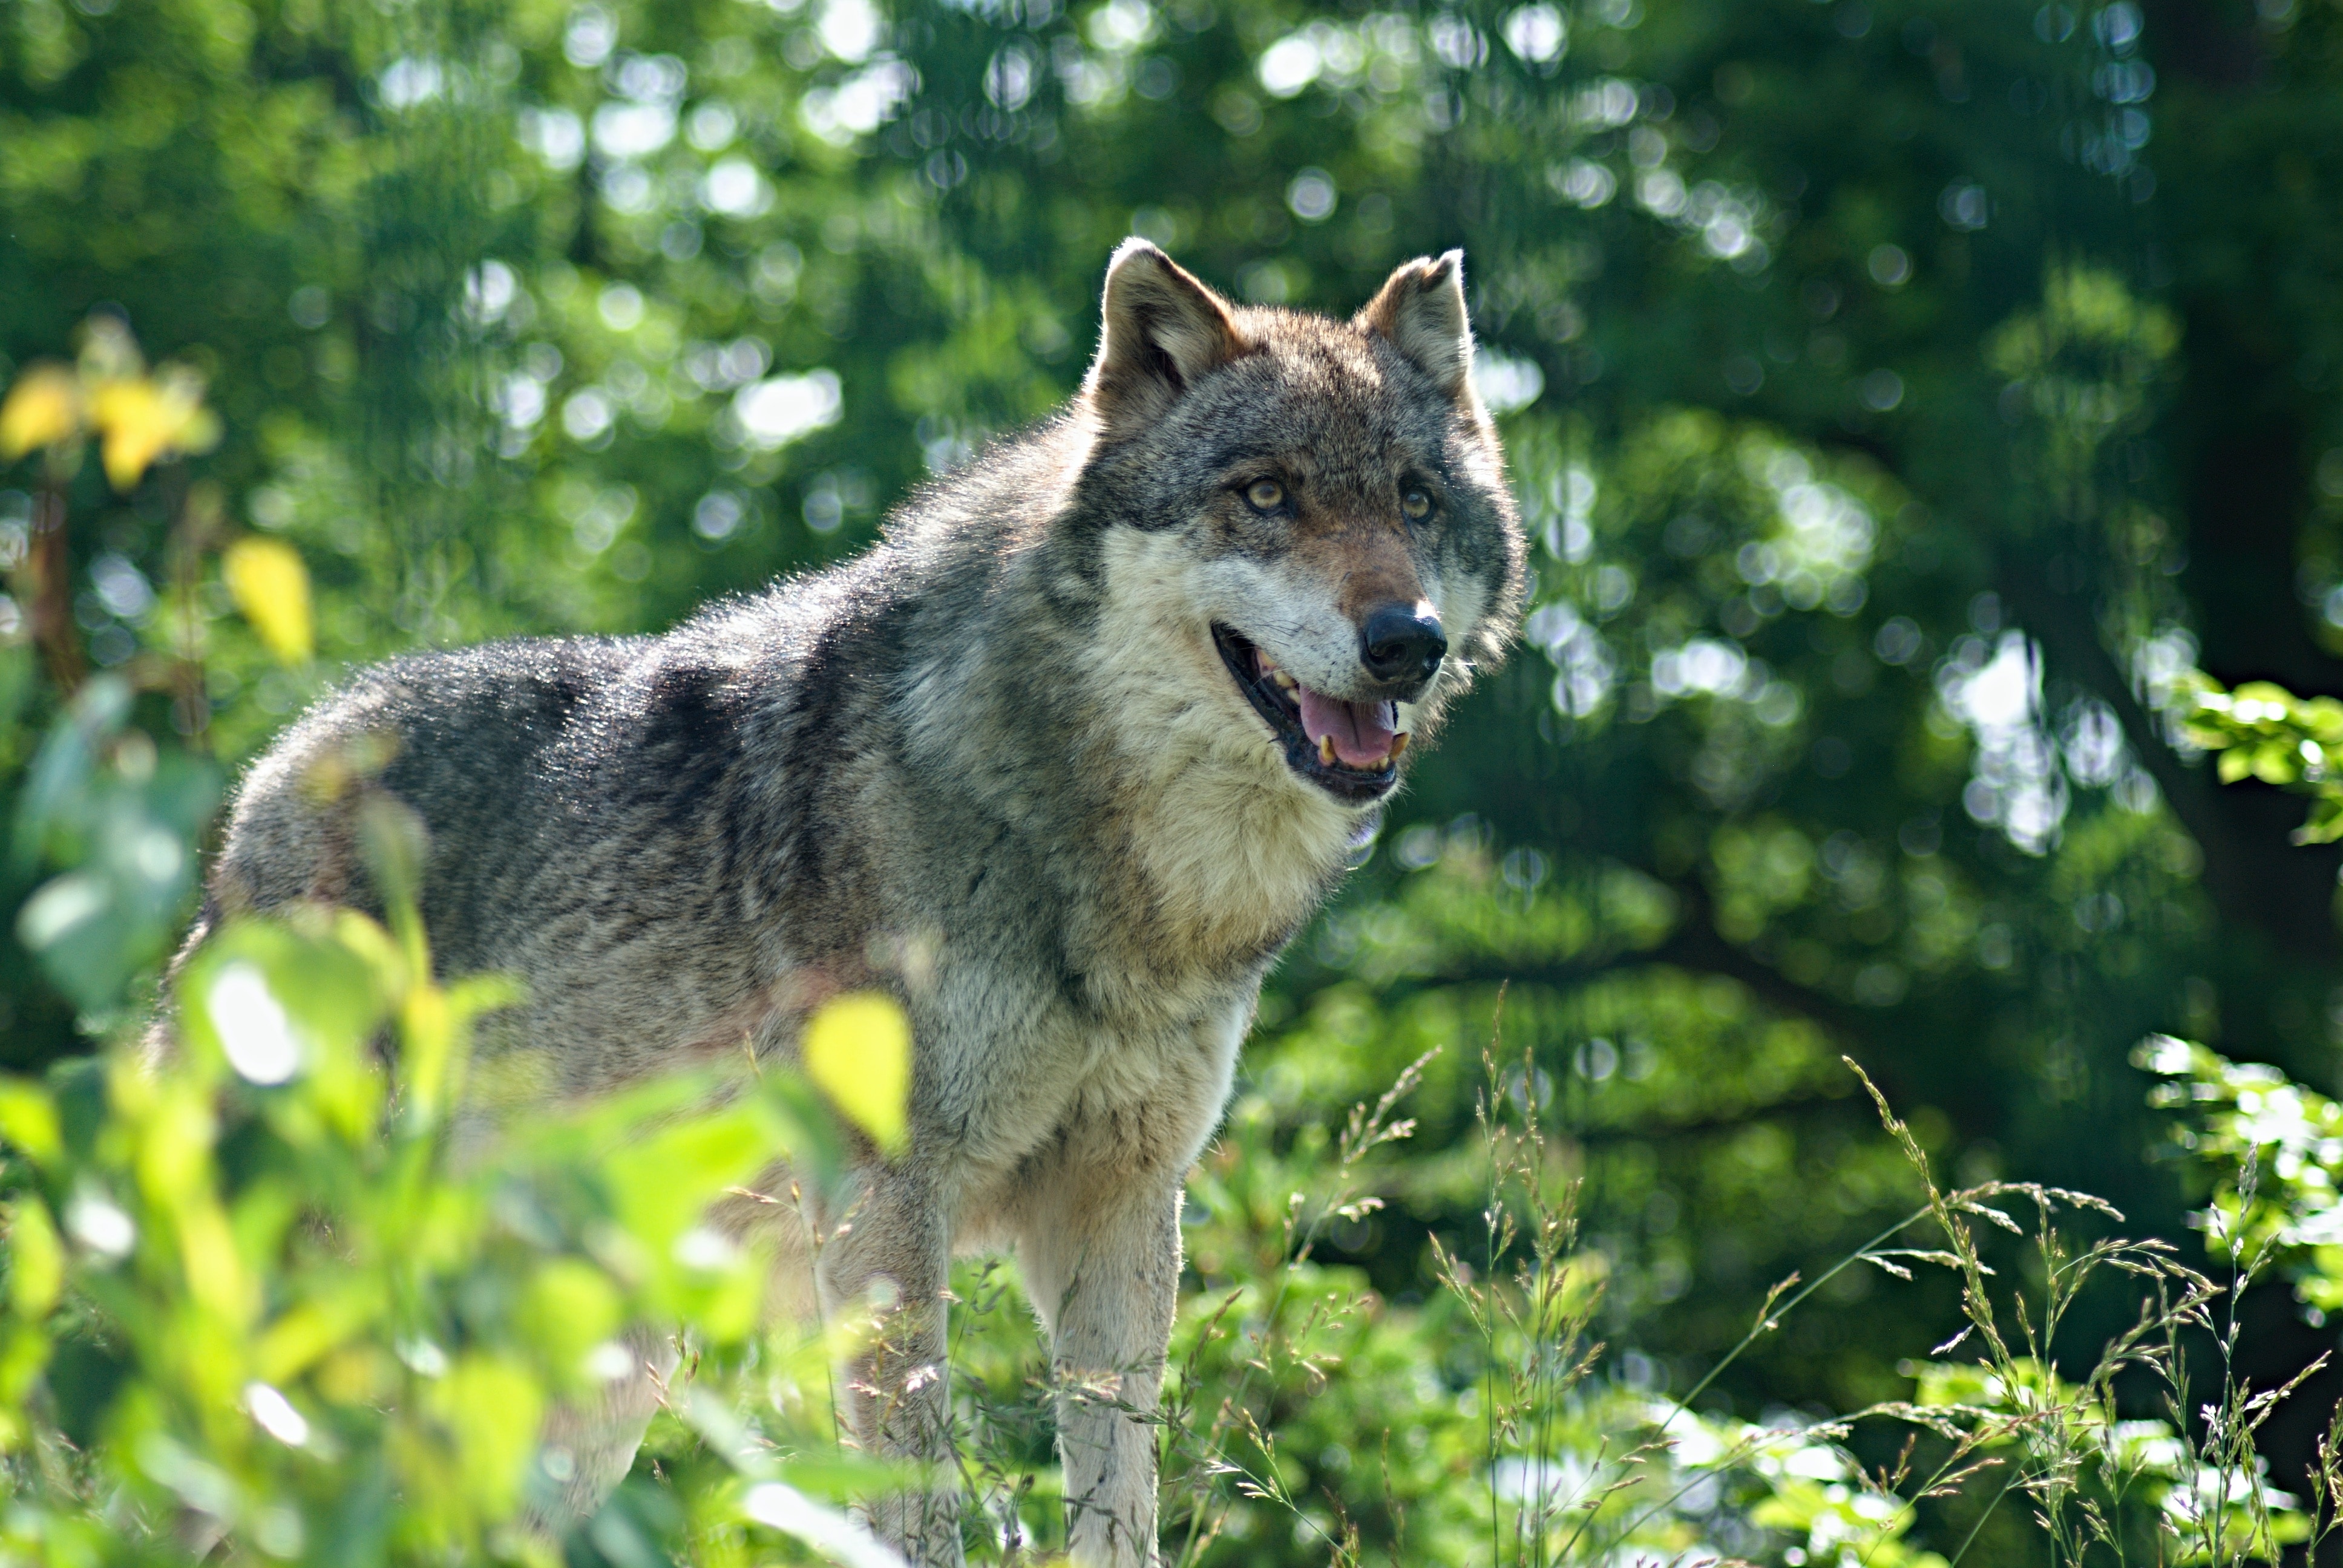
[209,635,657,971]
[196,549,916,1056]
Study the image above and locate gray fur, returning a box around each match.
[174,242,1524,1566]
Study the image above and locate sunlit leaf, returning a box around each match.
[516,1259,621,1386]
[740,1479,909,1568]
[2296,797,2343,845]
[86,368,217,490]
[221,536,314,663]
[178,920,386,1107]
[422,1354,543,1517]
[173,1191,254,1327]
[4,1200,64,1318]
[0,365,82,460]
[801,991,912,1155]
[0,1079,61,1167]
[252,1292,378,1385]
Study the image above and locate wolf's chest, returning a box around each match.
[939,982,1251,1225]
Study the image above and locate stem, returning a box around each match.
[1946,1466,2020,1567]
[169,475,213,750]
[1653,1203,1935,1444]
[1599,1457,1750,1558]
[1483,1089,1505,1568]
[1560,1205,1939,1564]
[27,463,80,694]
[1170,1068,1423,1568]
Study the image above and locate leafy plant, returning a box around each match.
[0,851,923,1564]
[2177,680,2343,844]
[2,330,309,1025]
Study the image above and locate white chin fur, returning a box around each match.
[1085,529,1362,929]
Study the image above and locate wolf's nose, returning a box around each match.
[1360,604,1447,685]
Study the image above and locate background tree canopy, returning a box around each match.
[6,0,2343,1559]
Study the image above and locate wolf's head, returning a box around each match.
[1068,240,1525,810]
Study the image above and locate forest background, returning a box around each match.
[6,0,2343,1561]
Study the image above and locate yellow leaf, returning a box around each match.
[4,1200,64,1318]
[87,367,217,490]
[223,536,314,663]
[134,1085,218,1203]
[0,365,82,460]
[517,1258,621,1382]
[801,991,913,1155]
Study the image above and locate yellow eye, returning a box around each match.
[1245,479,1286,512]
[1401,487,1432,521]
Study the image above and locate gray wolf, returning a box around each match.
[173,240,1524,1564]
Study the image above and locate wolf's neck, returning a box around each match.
[896,523,1359,988]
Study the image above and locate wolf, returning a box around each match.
[178,240,1524,1564]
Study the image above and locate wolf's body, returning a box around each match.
[180,243,1522,1565]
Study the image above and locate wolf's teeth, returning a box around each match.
[1391,731,1411,759]
[1272,671,1299,691]
[1318,735,1337,766]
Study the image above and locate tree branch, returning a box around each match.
[1294,879,1868,1044]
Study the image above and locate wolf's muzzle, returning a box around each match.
[1211,624,1404,803]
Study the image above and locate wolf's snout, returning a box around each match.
[1359,603,1447,688]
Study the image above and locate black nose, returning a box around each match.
[1359,604,1447,685]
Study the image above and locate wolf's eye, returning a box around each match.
[1401,486,1433,521]
[1245,479,1286,512]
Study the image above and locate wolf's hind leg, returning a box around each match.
[1019,1176,1181,1568]
[816,1168,964,1566]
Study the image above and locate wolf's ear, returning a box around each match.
[1358,250,1474,400]
[1084,238,1249,433]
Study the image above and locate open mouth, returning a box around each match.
[1212,624,1407,804]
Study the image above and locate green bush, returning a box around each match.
[1,900,2322,1566]
[0,880,911,1566]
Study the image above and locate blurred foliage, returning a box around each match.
[11,0,2343,1558]
[0,884,922,1564]
[2,909,2309,1565]
[11,916,2295,1566]
[12,675,218,1019]
[2145,1032,2343,1316]
[2181,676,2343,843]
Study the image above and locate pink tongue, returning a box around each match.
[1296,684,1398,768]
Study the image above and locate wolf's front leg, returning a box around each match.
[816,1169,963,1566]
[525,1324,678,1537]
[1020,1177,1183,1567]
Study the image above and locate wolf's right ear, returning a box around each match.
[1083,239,1249,434]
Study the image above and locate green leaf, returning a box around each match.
[4,1198,64,1318]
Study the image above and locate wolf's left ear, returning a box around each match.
[1084,238,1250,433]
[1358,250,1474,401]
